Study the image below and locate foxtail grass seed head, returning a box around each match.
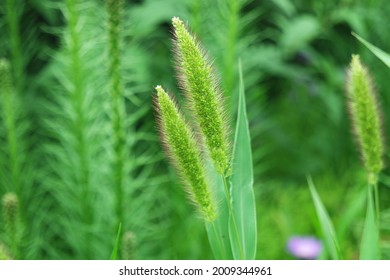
[346,55,384,184]
[154,85,216,221]
[0,243,11,260]
[2,192,19,234]
[121,231,136,260]
[172,17,230,175]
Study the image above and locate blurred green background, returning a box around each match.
[0,0,390,260]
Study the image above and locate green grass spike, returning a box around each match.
[172,17,230,175]
[346,55,384,185]
[154,85,216,222]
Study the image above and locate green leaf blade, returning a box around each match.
[353,33,390,68]
[360,185,380,260]
[110,223,122,260]
[308,177,342,260]
[205,163,233,260]
[228,61,257,260]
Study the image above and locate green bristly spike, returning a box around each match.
[121,231,136,260]
[1,192,21,259]
[2,192,19,235]
[346,55,384,185]
[154,85,217,222]
[172,17,230,175]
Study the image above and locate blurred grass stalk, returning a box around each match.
[308,54,385,260]
[346,55,383,259]
[106,0,127,255]
[0,59,28,259]
[350,34,390,259]
[5,0,24,93]
[49,0,105,259]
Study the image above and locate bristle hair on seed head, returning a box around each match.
[121,231,136,260]
[346,54,385,184]
[154,85,217,221]
[2,192,19,219]
[171,17,231,175]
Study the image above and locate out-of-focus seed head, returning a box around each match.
[0,243,11,260]
[346,54,384,184]
[121,231,136,260]
[2,192,19,234]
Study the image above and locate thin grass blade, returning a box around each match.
[110,223,122,260]
[360,184,380,259]
[308,176,342,260]
[353,33,390,68]
[228,60,257,260]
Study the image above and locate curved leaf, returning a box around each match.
[353,33,390,68]
[229,60,257,260]
[205,162,233,260]
[308,177,342,260]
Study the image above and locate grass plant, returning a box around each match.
[0,0,389,260]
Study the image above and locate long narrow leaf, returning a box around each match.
[308,177,342,260]
[110,223,122,260]
[360,185,380,259]
[228,60,257,260]
[205,161,233,260]
[353,33,390,68]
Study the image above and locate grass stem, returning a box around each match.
[222,175,244,259]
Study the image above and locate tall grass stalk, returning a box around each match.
[346,54,384,259]
[0,59,21,195]
[0,59,30,259]
[67,0,93,258]
[106,0,127,249]
[5,0,24,93]
[43,0,110,259]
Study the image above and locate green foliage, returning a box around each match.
[110,223,122,260]
[229,62,257,260]
[0,0,389,260]
[308,177,342,260]
[360,184,380,259]
[353,33,390,69]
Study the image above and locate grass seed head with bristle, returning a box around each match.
[346,54,384,185]
[121,231,136,260]
[154,85,217,222]
[172,17,230,175]
[2,192,20,235]
[0,243,11,260]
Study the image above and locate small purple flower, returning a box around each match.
[287,236,323,259]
